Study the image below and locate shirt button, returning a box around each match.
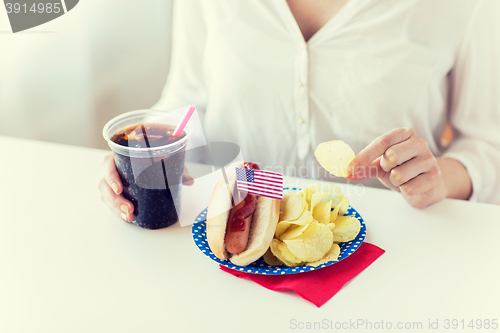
[298,118,305,124]
[297,81,303,87]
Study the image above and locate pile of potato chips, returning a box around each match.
[264,184,361,267]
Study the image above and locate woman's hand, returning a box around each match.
[347,127,449,209]
[98,153,194,222]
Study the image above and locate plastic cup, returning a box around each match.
[103,110,192,229]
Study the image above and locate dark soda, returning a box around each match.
[111,123,187,229]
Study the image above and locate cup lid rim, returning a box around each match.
[102,109,192,154]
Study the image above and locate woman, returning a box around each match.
[99,0,500,222]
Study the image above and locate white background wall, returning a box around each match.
[0,0,173,149]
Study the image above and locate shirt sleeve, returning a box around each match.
[442,0,500,204]
[151,0,207,114]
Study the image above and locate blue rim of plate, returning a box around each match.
[192,187,366,275]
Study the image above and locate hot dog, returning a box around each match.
[224,192,257,254]
[206,161,280,266]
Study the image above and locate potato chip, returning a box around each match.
[263,248,282,266]
[330,204,341,223]
[280,190,292,210]
[311,191,328,213]
[277,242,304,267]
[332,215,361,243]
[338,197,349,216]
[280,195,306,221]
[280,189,295,213]
[298,187,312,210]
[275,210,314,238]
[283,222,333,262]
[326,222,335,231]
[315,140,355,177]
[271,181,358,268]
[279,223,310,241]
[326,222,336,238]
[313,200,331,224]
[318,183,344,207]
[304,184,320,193]
[270,239,303,267]
[275,221,291,238]
[285,207,314,224]
[307,244,341,267]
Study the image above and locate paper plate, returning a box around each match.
[192,188,366,275]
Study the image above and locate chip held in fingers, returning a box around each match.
[315,140,356,177]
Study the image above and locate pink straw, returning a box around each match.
[171,104,195,139]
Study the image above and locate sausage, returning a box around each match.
[224,162,260,254]
[224,194,257,254]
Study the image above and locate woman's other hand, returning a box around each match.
[98,153,194,222]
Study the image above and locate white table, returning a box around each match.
[1,136,499,333]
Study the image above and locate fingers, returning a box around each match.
[379,135,427,172]
[399,163,442,197]
[102,153,122,195]
[391,155,443,209]
[98,178,134,223]
[182,165,194,186]
[349,127,414,174]
[400,172,445,210]
[388,154,437,187]
[347,132,423,182]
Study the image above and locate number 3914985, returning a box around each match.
[5,3,62,14]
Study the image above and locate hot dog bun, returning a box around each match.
[206,162,243,261]
[206,162,280,266]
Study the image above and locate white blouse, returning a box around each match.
[153,0,500,204]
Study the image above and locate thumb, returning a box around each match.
[347,156,387,181]
[347,156,399,192]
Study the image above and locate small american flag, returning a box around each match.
[235,167,283,200]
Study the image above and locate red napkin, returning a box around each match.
[220,242,384,307]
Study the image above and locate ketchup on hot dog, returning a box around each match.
[228,162,260,232]
[225,162,260,254]
[229,194,255,232]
